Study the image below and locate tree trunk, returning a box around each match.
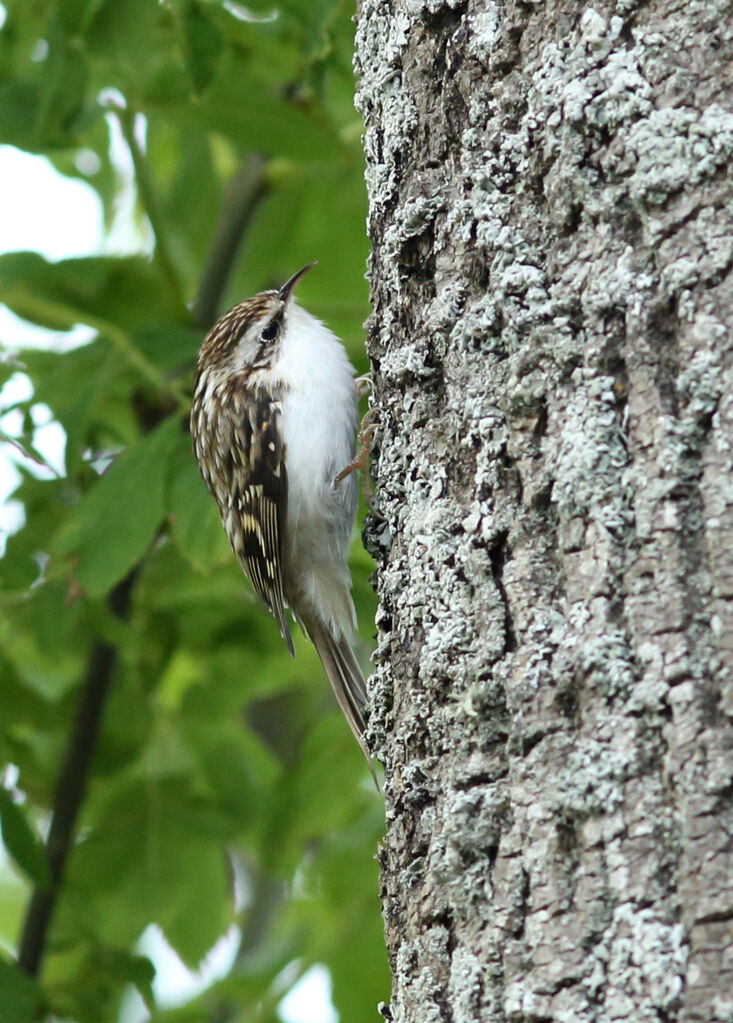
[355,1,733,1020]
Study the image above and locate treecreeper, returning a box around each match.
[190,264,371,768]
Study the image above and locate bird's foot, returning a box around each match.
[355,372,372,398]
[334,407,379,488]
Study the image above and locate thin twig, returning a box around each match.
[114,106,187,318]
[0,431,62,478]
[17,573,136,977]
[192,155,269,329]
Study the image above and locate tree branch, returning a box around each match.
[192,154,268,329]
[17,572,136,977]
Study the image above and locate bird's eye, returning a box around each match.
[260,320,280,344]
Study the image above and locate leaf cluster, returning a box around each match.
[0,1,385,1020]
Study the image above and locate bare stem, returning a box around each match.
[193,155,268,329]
[17,573,136,977]
[115,107,187,318]
[0,431,62,478]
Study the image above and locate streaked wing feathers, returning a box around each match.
[234,392,293,654]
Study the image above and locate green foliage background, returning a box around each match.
[0,0,387,1019]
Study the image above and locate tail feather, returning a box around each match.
[301,613,374,775]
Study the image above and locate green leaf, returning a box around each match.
[20,342,109,473]
[189,59,342,162]
[63,778,235,964]
[167,444,231,573]
[0,789,50,887]
[0,474,69,593]
[53,416,181,596]
[163,842,232,967]
[35,20,90,147]
[55,0,111,34]
[131,323,202,374]
[0,252,173,333]
[180,2,223,93]
[85,0,171,91]
[261,714,373,876]
[102,948,156,1009]
[0,958,42,1023]
[0,82,42,151]
[41,938,155,1023]
[0,580,89,700]
[0,871,29,953]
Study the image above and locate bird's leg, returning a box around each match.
[334,406,379,488]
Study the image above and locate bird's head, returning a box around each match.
[195,262,316,378]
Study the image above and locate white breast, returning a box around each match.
[276,302,357,520]
[274,302,359,633]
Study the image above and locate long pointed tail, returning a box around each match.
[301,613,373,771]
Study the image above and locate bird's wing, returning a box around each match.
[233,390,293,655]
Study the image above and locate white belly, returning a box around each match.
[275,302,359,635]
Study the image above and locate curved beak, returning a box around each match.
[278,262,317,304]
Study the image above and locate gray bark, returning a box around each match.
[355,1,733,1021]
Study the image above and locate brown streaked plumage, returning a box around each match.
[190,266,372,773]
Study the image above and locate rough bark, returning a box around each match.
[355,1,733,1020]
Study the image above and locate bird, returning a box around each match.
[190,263,370,765]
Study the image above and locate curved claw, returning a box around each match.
[334,407,379,488]
[355,372,372,397]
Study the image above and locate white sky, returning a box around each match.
[0,144,105,259]
[0,140,338,1023]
